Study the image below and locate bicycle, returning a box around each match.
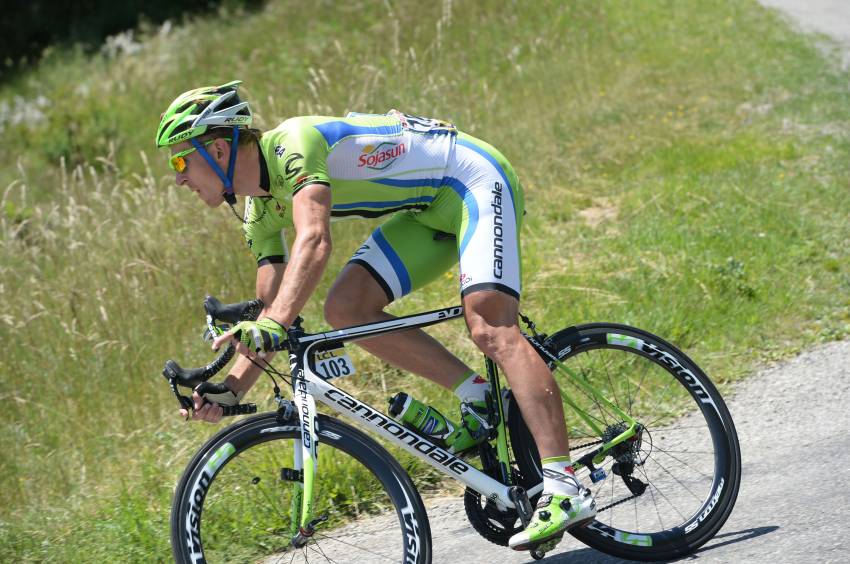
[162,296,741,563]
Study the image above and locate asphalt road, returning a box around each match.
[759,0,850,68]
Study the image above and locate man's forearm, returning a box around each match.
[223,261,286,397]
[267,233,331,328]
[224,352,270,395]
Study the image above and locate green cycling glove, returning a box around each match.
[232,317,287,355]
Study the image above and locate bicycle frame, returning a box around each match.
[281,305,640,534]
[284,306,517,533]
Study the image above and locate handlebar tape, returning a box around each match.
[221,404,258,416]
[204,296,264,324]
[162,343,236,388]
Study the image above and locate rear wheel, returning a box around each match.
[509,323,741,561]
[170,412,431,563]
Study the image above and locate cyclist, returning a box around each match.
[156,80,596,549]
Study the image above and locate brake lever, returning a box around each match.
[203,317,230,344]
[168,376,195,420]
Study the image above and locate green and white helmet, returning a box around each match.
[156,80,252,147]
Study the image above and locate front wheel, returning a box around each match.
[170,412,431,563]
[509,323,741,561]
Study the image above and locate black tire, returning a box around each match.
[170,412,432,563]
[508,323,741,561]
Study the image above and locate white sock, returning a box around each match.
[452,370,490,403]
[542,456,581,497]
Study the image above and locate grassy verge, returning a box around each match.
[2,0,850,560]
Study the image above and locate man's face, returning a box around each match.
[170,139,229,208]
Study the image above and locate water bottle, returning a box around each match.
[388,392,480,453]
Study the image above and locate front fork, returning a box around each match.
[288,354,321,548]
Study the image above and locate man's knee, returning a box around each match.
[464,290,521,357]
[323,291,346,328]
[468,321,519,359]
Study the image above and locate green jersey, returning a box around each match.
[243,110,457,263]
[241,110,525,303]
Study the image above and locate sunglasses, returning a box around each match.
[169,137,231,173]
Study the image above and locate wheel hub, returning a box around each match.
[602,422,648,468]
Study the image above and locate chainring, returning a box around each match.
[463,488,523,546]
[463,464,539,546]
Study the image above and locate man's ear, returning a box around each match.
[213,138,230,162]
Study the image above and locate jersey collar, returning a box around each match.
[258,141,270,192]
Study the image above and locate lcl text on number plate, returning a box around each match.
[313,346,356,380]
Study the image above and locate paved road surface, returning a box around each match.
[760,0,850,68]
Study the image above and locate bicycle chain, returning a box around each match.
[597,493,640,513]
[571,439,603,450]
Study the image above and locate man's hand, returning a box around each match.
[179,381,242,423]
[180,390,223,422]
[212,317,287,358]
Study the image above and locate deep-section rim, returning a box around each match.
[510,322,740,561]
[169,412,432,563]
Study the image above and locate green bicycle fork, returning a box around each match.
[287,378,320,547]
[288,442,304,538]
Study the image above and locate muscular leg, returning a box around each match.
[463,290,570,458]
[324,262,472,389]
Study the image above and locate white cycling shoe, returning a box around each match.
[508,489,597,551]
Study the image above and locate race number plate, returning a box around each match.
[313,346,356,380]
